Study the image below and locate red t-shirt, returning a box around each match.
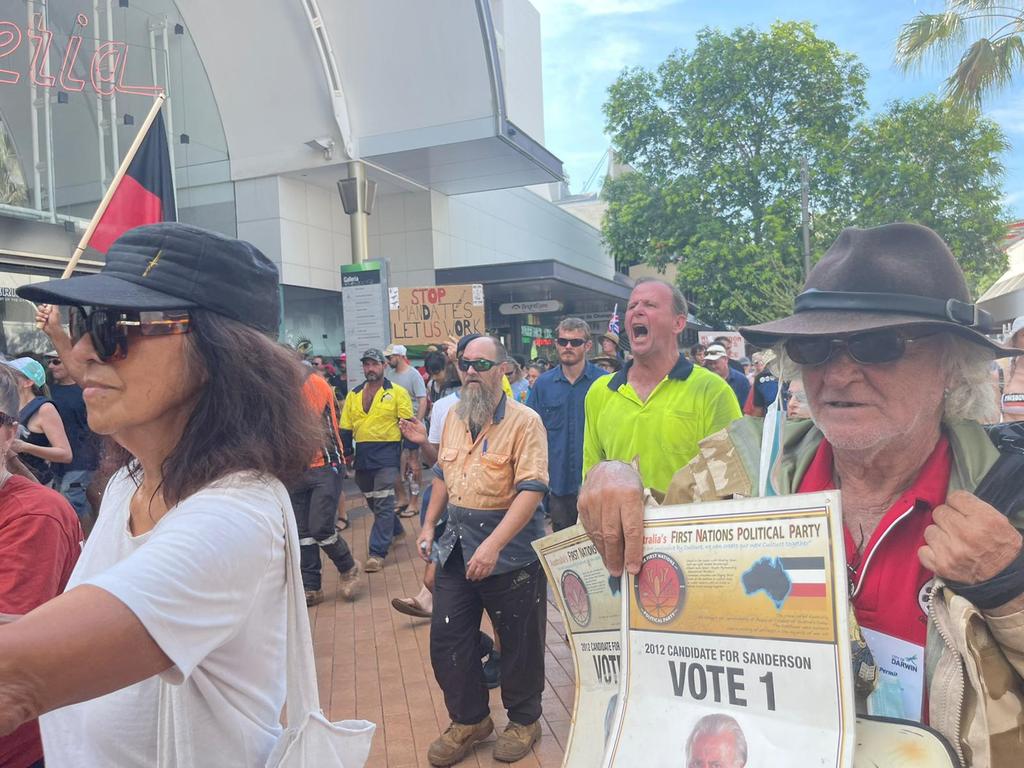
[0,475,83,768]
[798,435,951,720]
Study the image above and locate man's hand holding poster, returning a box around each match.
[603,492,854,767]
[540,493,957,767]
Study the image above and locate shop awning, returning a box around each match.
[179,0,562,192]
[436,260,632,316]
[978,268,1024,324]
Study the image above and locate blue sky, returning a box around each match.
[533,0,1024,216]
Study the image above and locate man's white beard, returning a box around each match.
[456,382,500,432]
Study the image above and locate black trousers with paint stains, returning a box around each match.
[430,544,547,726]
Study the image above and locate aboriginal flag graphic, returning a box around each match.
[89,111,176,254]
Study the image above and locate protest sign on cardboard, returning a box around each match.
[388,284,484,345]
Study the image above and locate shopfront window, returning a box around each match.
[0,0,233,238]
[281,285,345,358]
[0,266,66,355]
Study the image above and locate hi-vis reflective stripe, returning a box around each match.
[364,489,395,499]
[299,533,340,546]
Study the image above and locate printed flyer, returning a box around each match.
[534,524,621,768]
[604,492,854,768]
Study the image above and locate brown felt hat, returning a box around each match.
[741,223,1018,358]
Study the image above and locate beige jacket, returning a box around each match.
[663,418,1024,768]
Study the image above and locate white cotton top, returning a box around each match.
[427,392,459,445]
[40,469,290,768]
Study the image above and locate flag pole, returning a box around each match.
[61,92,166,279]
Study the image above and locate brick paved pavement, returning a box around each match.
[308,484,573,768]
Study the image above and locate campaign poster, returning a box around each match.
[534,524,622,768]
[698,330,746,360]
[388,284,485,345]
[604,492,854,768]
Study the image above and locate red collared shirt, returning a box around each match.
[798,435,951,722]
[798,435,951,646]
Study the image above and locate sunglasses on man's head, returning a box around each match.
[785,329,939,367]
[457,358,498,372]
[556,337,586,348]
[69,306,192,362]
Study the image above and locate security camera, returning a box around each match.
[304,137,335,160]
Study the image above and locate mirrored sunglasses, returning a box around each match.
[457,358,498,372]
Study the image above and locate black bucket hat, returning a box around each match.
[17,222,281,334]
[741,222,1018,358]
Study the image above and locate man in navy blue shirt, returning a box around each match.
[703,343,750,409]
[527,318,606,531]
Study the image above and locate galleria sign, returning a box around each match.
[0,13,162,97]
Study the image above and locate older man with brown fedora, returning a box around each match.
[578,222,1024,767]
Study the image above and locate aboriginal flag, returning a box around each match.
[89,111,176,254]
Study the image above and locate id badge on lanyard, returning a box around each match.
[862,627,925,721]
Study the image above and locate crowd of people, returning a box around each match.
[0,220,1022,768]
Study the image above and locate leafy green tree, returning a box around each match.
[844,96,1009,294]
[896,0,1024,108]
[602,22,867,325]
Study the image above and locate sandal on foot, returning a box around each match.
[391,596,432,618]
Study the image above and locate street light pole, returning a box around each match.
[800,156,811,278]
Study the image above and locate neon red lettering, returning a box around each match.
[28,14,54,88]
[0,22,22,85]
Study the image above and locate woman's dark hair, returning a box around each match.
[424,351,447,375]
[107,309,319,505]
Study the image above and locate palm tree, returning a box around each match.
[896,0,1024,108]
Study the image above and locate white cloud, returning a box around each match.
[530,0,678,18]
[530,0,681,38]
[986,93,1024,137]
[584,36,643,73]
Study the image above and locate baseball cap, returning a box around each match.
[384,343,408,357]
[703,344,728,361]
[2,357,46,388]
[456,333,484,358]
[360,348,386,364]
[16,222,281,334]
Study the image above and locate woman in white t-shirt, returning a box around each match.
[0,223,319,767]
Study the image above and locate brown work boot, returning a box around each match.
[493,720,540,762]
[427,717,494,767]
[339,560,362,600]
[364,556,383,573]
[304,589,324,607]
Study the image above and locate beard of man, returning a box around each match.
[456,376,501,433]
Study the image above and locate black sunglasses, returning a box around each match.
[70,306,192,362]
[785,329,939,366]
[457,358,498,372]
[556,337,586,348]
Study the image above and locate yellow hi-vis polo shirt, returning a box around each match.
[340,378,413,470]
[582,356,742,494]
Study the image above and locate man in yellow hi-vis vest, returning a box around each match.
[341,348,414,573]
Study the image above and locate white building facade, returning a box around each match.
[0,0,629,356]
